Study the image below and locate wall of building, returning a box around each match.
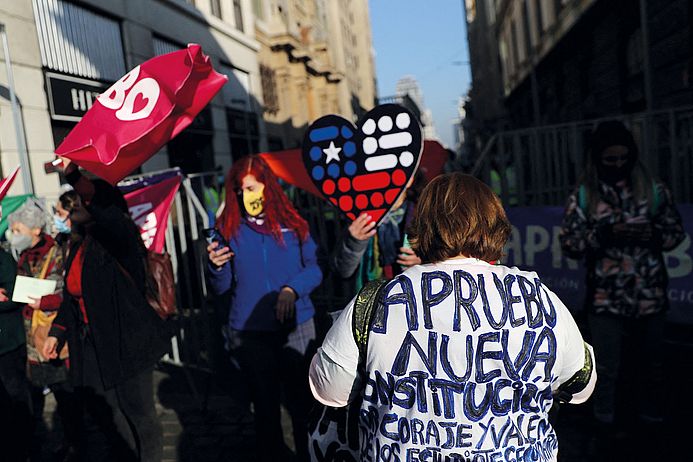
[467,0,693,132]
[254,0,377,150]
[0,0,264,199]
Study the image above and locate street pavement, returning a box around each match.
[36,327,693,462]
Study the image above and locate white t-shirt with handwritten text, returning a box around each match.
[310,259,593,462]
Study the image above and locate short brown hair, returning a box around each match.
[409,173,511,263]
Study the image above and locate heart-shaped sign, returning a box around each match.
[302,104,423,225]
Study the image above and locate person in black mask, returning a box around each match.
[559,121,685,453]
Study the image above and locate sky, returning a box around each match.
[368,0,471,149]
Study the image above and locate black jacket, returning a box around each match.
[0,249,22,356]
[50,204,170,389]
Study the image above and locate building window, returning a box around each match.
[227,109,260,160]
[210,0,222,18]
[32,0,126,81]
[153,37,182,56]
[534,0,544,34]
[234,0,244,32]
[511,20,521,68]
[260,64,279,114]
[522,1,533,58]
[253,0,264,20]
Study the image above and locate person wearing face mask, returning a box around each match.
[206,155,323,462]
[42,160,168,462]
[7,199,78,459]
[54,190,79,256]
[560,121,685,449]
[0,212,32,462]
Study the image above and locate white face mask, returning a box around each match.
[10,233,33,257]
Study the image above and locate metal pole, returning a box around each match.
[638,0,653,111]
[0,23,33,194]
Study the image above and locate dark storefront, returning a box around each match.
[227,108,260,161]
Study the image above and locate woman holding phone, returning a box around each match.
[206,155,322,462]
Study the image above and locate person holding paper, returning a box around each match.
[8,199,79,459]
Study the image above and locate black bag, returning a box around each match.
[308,279,389,462]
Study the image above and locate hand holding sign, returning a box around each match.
[56,44,227,185]
[348,213,377,240]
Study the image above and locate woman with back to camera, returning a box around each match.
[207,154,323,462]
[310,173,596,461]
[43,161,168,462]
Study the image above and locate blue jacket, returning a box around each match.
[208,222,323,331]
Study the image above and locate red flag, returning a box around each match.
[418,140,449,183]
[259,140,448,200]
[124,177,181,253]
[0,166,20,202]
[260,150,322,198]
[56,44,227,185]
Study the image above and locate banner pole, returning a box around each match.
[0,23,33,194]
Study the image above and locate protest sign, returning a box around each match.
[56,44,227,184]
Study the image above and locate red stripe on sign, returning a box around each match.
[385,188,401,204]
[369,209,387,224]
[353,172,391,191]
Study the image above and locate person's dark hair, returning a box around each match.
[581,120,654,214]
[90,179,129,214]
[59,190,80,213]
[409,173,511,263]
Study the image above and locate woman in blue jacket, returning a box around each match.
[207,155,322,462]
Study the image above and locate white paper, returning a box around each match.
[12,276,57,304]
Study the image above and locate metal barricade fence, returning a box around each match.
[472,106,693,206]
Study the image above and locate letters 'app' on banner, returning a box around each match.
[124,177,181,253]
[56,44,227,185]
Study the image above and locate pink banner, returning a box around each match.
[56,44,227,185]
[124,177,180,252]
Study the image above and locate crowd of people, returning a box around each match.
[0,161,170,462]
[0,120,685,462]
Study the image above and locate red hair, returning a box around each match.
[217,155,309,244]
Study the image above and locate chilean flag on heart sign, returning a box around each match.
[55,44,227,185]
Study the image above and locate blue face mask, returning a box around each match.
[54,215,71,234]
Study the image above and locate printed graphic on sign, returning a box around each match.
[302,104,423,225]
[123,176,180,253]
[56,44,227,185]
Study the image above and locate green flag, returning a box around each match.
[0,195,33,236]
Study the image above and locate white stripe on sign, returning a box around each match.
[363,137,378,155]
[365,154,398,171]
[379,132,413,149]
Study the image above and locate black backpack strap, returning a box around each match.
[351,278,389,374]
[555,342,594,404]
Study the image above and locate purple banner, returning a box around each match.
[503,205,693,325]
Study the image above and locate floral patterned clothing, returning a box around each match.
[560,180,685,317]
